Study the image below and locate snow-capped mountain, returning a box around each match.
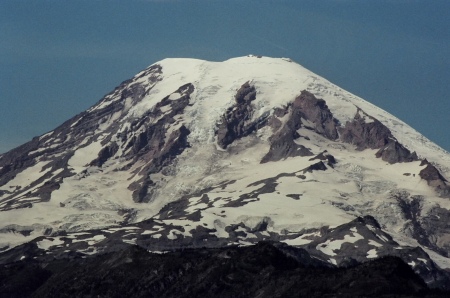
[1,55,450,289]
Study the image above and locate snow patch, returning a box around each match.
[316,233,364,256]
[367,249,378,259]
[37,237,64,250]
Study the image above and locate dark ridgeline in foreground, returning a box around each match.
[1,242,449,298]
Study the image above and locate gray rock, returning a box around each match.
[216,82,268,149]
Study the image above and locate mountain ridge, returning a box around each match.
[4,241,450,298]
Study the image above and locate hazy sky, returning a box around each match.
[1,0,449,153]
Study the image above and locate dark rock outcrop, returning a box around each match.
[394,193,439,252]
[339,109,392,150]
[309,151,337,168]
[90,143,119,167]
[0,138,40,188]
[290,90,339,140]
[262,91,339,163]
[260,124,313,163]
[375,139,418,164]
[420,205,450,257]
[301,161,328,173]
[419,160,448,184]
[127,84,194,203]
[393,190,450,260]
[216,82,268,149]
[419,160,450,198]
[339,108,418,164]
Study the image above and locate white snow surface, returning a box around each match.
[316,232,364,256]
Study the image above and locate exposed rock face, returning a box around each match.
[291,90,339,140]
[339,109,392,150]
[301,161,328,173]
[260,124,313,163]
[339,108,418,164]
[420,205,450,255]
[309,151,337,168]
[419,160,450,198]
[394,192,443,253]
[261,91,338,163]
[375,139,418,164]
[386,190,450,280]
[126,83,194,203]
[90,143,119,167]
[216,82,268,149]
[420,160,448,182]
[0,139,40,187]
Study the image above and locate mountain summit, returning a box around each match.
[1,55,450,290]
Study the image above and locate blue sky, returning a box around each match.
[1,0,449,153]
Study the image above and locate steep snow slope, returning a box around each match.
[1,55,450,286]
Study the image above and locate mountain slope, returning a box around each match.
[1,55,450,288]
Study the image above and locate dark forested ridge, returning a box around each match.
[1,241,448,298]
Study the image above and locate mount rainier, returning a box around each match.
[1,55,450,295]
